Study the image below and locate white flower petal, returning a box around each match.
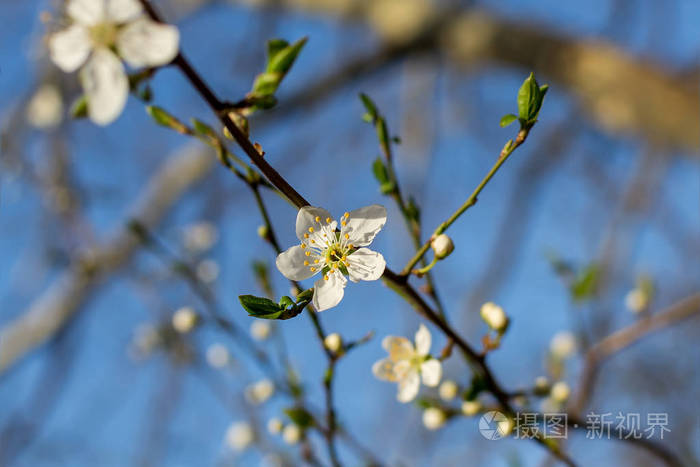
[116,18,179,68]
[381,336,414,362]
[397,369,420,403]
[275,245,319,281]
[295,206,334,242]
[67,0,105,25]
[107,0,142,22]
[414,323,431,356]
[312,270,346,311]
[346,248,385,282]
[420,358,442,387]
[80,48,128,125]
[48,25,92,73]
[372,357,399,382]
[341,204,387,247]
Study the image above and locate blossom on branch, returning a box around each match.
[276,205,387,311]
[372,324,442,403]
[48,0,179,125]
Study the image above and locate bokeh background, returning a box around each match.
[1,0,699,466]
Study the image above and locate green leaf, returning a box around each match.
[252,71,282,96]
[376,119,389,146]
[372,157,389,183]
[191,118,217,138]
[266,37,307,74]
[239,295,284,319]
[70,95,88,119]
[266,39,289,60]
[499,113,517,128]
[146,106,188,134]
[570,264,600,302]
[295,288,314,302]
[284,407,314,428]
[278,296,294,308]
[359,93,378,121]
[405,196,421,222]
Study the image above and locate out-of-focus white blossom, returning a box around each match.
[130,322,161,358]
[550,381,571,402]
[550,331,577,359]
[267,418,283,435]
[324,333,343,353]
[422,407,446,430]
[26,84,63,128]
[625,288,649,314]
[250,320,271,341]
[497,416,514,437]
[438,380,458,401]
[372,324,442,403]
[196,259,220,283]
[461,400,481,416]
[367,0,432,43]
[206,343,230,368]
[430,234,454,260]
[534,376,550,395]
[171,306,197,333]
[225,421,254,451]
[183,222,218,253]
[245,379,274,404]
[282,424,301,445]
[480,302,508,332]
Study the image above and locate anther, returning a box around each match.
[310,267,316,272]
[301,243,306,249]
[303,261,309,266]
[344,233,349,239]
[305,251,311,256]
[315,216,320,222]
[308,227,314,233]
[326,217,331,223]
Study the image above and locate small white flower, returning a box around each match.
[372,324,442,403]
[282,424,301,445]
[171,306,197,333]
[324,333,343,353]
[267,418,283,435]
[250,320,271,341]
[196,259,220,283]
[276,205,387,311]
[438,380,458,401]
[245,379,275,405]
[461,400,481,416]
[480,302,508,332]
[550,381,571,402]
[550,331,577,359]
[625,288,648,313]
[48,0,179,125]
[26,84,64,128]
[422,407,446,430]
[183,221,218,253]
[225,421,254,451]
[430,234,454,259]
[206,343,230,368]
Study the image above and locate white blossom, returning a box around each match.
[550,381,571,402]
[438,380,458,401]
[267,418,283,435]
[480,302,508,331]
[206,343,230,368]
[245,379,275,405]
[625,288,649,313]
[48,0,179,125]
[430,234,454,259]
[225,421,254,451]
[422,407,446,430]
[550,331,577,359]
[372,324,442,403]
[324,333,343,353]
[196,259,220,283]
[250,320,271,341]
[461,400,481,416]
[282,424,301,445]
[276,205,387,311]
[26,84,63,128]
[183,222,218,253]
[171,306,197,333]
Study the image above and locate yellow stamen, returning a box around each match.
[301,243,306,249]
[310,239,315,244]
[344,233,349,239]
[324,275,329,281]
[325,217,331,223]
[304,233,309,238]
[341,221,346,226]
[314,259,319,263]
[344,212,349,218]
[305,251,310,256]
[308,227,314,233]
[310,267,316,272]
[315,216,320,222]
[303,261,309,266]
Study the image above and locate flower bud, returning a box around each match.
[438,380,458,401]
[625,288,649,313]
[267,418,283,435]
[225,421,254,452]
[324,333,343,353]
[534,376,550,396]
[550,331,576,359]
[250,320,271,341]
[480,302,508,332]
[206,343,230,368]
[422,407,446,430]
[461,400,481,416]
[430,234,454,260]
[172,306,198,333]
[245,379,275,405]
[257,224,269,239]
[282,424,301,445]
[550,381,571,402]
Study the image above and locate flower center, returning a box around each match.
[89,22,118,48]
